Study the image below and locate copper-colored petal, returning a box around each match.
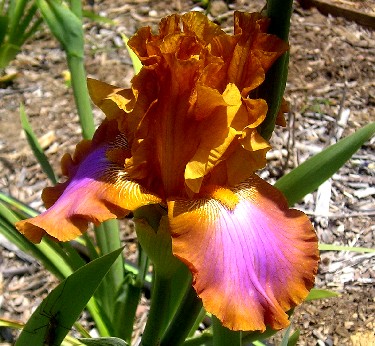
[87,11,287,199]
[229,12,289,97]
[88,78,134,119]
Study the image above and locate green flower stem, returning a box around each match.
[141,272,172,346]
[137,244,149,283]
[212,316,241,346]
[266,0,294,41]
[134,206,172,346]
[135,205,201,345]
[94,219,124,322]
[66,55,95,139]
[160,285,203,346]
[93,224,112,319]
[162,260,192,324]
[114,278,143,343]
[114,246,149,343]
[102,219,124,291]
[36,0,94,138]
[259,0,293,140]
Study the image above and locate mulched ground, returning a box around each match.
[0,0,374,345]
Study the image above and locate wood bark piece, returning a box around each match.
[299,0,375,28]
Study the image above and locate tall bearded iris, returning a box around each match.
[16,12,319,332]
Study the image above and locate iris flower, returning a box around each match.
[16,12,319,331]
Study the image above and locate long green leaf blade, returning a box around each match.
[287,328,300,346]
[83,10,115,25]
[13,3,39,45]
[79,337,128,346]
[36,0,84,58]
[305,288,338,301]
[0,42,20,68]
[0,317,24,330]
[0,191,39,218]
[319,244,375,253]
[0,15,8,45]
[0,199,108,335]
[7,0,28,41]
[23,17,43,42]
[0,202,72,279]
[16,247,123,346]
[122,34,142,74]
[275,123,375,206]
[280,324,292,346]
[20,103,57,184]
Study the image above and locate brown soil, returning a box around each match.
[0,1,374,345]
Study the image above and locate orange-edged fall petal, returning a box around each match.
[16,120,161,243]
[168,175,319,331]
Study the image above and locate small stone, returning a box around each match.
[210,0,227,17]
[149,10,158,17]
[113,36,123,48]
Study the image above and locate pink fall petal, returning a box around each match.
[168,175,319,331]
